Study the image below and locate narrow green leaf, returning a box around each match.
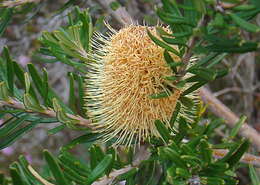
[155,120,170,143]
[147,29,181,57]
[170,102,181,126]
[42,68,50,106]
[249,165,260,185]
[109,1,121,11]
[226,139,250,168]
[76,74,86,117]
[86,154,113,185]
[0,114,30,137]
[202,176,225,185]
[24,73,31,93]
[90,145,105,169]
[188,68,217,81]
[158,147,187,168]
[18,156,40,185]
[68,73,76,113]
[27,64,44,96]
[0,81,10,100]
[191,0,206,13]
[175,168,191,178]
[157,9,196,27]
[116,168,138,181]
[179,96,194,109]
[62,133,100,151]
[0,8,13,37]
[229,115,247,139]
[47,124,66,135]
[0,121,38,150]
[189,53,219,69]
[10,167,26,185]
[13,61,25,86]
[4,47,14,95]
[57,161,87,183]
[200,139,212,164]
[0,173,5,185]
[229,13,260,33]
[149,90,171,99]
[181,155,202,166]
[161,36,188,47]
[59,151,90,176]
[182,80,207,96]
[164,50,177,73]
[43,150,69,185]
[10,162,32,185]
[233,4,256,11]
[23,93,44,112]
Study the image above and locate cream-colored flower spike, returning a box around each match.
[85,24,196,147]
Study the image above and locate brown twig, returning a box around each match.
[94,0,134,26]
[0,98,92,128]
[200,87,260,151]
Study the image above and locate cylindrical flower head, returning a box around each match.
[85,25,194,146]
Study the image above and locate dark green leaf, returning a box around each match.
[147,29,181,57]
[164,50,177,73]
[229,115,246,139]
[149,90,171,99]
[116,168,138,181]
[158,147,187,168]
[62,133,100,151]
[0,81,10,100]
[86,154,113,185]
[90,145,105,169]
[188,68,217,81]
[0,114,30,137]
[161,36,188,47]
[226,140,250,168]
[47,124,66,135]
[109,1,121,11]
[249,165,260,185]
[182,80,207,96]
[170,102,181,126]
[10,167,26,185]
[0,121,39,150]
[179,96,194,109]
[229,13,260,33]
[155,120,170,143]
[68,73,76,113]
[0,8,13,37]
[43,150,69,185]
[4,47,14,95]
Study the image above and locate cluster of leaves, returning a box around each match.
[0,7,92,150]
[0,0,260,185]
[148,0,260,102]
[0,112,259,185]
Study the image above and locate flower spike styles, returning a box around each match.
[85,24,197,147]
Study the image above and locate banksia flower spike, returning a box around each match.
[85,24,197,147]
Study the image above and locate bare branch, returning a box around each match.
[200,87,260,151]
